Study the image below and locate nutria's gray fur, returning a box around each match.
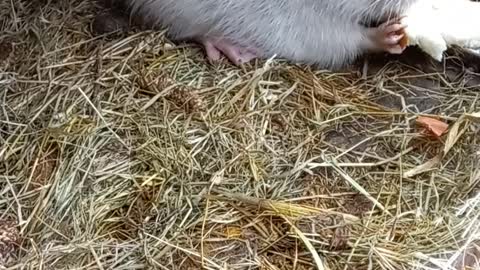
[107,0,418,69]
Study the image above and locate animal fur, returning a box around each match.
[117,0,417,69]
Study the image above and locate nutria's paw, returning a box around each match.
[199,38,258,65]
[368,19,408,54]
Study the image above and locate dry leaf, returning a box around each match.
[407,112,476,178]
[416,116,449,138]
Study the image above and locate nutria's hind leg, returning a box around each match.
[198,38,258,65]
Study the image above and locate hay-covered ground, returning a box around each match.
[1,1,480,269]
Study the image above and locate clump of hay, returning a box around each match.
[1,1,479,269]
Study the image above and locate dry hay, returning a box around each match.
[1,1,480,269]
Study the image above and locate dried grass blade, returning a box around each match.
[281,214,328,270]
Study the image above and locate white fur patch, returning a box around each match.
[402,0,480,61]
